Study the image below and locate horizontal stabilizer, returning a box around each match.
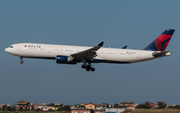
[152,51,171,57]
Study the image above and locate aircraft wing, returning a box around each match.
[71,42,104,60]
[152,51,170,57]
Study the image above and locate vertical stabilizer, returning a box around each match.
[144,29,175,51]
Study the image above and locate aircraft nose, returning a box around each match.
[5,48,9,53]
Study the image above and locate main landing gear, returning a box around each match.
[81,63,95,72]
[20,57,23,64]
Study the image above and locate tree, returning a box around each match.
[113,103,119,108]
[135,104,150,109]
[62,105,70,111]
[168,105,180,109]
[157,101,166,109]
[36,108,41,111]
[78,105,85,108]
[49,103,55,106]
[57,107,63,111]
[144,101,150,107]
[48,109,53,111]
[49,103,59,107]
[174,105,180,109]
[6,106,13,111]
[118,106,127,108]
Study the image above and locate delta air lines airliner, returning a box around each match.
[5,29,175,72]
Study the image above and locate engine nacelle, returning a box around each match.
[56,55,76,64]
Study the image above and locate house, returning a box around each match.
[17,100,30,106]
[31,103,38,110]
[95,104,109,109]
[125,104,138,109]
[85,102,96,110]
[16,100,33,110]
[37,103,60,111]
[71,108,93,113]
[37,103,48,110]
[0,104,7,110]
[41,106,59,111]
[16,106,34,111]
[71,107,105,113]
[120,100,133,106]
[94,109,105,113]
[149,103,157,109]
[54,103,64,107]
[85,102,109,110]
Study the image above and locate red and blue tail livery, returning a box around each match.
[144,29,175,51]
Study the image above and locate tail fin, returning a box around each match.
[144,29,175,51]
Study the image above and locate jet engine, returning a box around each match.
[56,55,76,64]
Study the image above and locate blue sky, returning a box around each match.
[1,0,180,105]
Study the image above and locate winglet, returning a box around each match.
[122,45,128,49]
[98,42,104,46]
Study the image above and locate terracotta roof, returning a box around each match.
[86,102,95,105]
[149,103,156,107]
[125,105,133,107]
[120,102,133,104]
[17,100,30,105]
[95,104,108,107]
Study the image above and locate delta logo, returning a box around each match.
[24,45,41,48]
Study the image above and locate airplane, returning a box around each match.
[5,29,175,72]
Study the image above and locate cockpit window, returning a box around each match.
[10,46,13,48]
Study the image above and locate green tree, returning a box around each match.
[113,103,119,108]
[48,109,53,111]
[36,108,41,111]
[6,106,12,111]
[62,105,70,111]
[157,101,166,109]
[168,105,180,109]
[174,105,180,109]
[57,107,63,111]
[79,105,85,108]
[118,106,127,108]
[168,105,174,109]
[49,103,55,106]
[135,104,150,109]
[144,101,150,107]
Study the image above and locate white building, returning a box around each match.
[106,108,125,113]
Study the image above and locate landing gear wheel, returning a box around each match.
[86,65,91,71]
[20,57,23,64]
[20,61,23,64]
[81,65,86,69]
[91,68,95,72]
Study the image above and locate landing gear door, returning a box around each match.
[136,51,141,58]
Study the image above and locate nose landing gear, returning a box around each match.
[81,63,95,72]
[20,57,23,64]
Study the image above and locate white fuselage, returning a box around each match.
[5,43,170,64]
